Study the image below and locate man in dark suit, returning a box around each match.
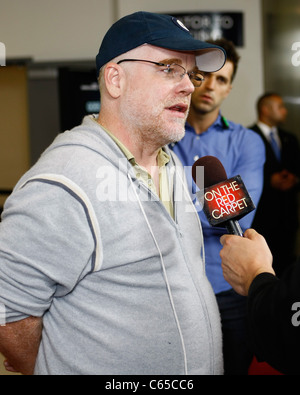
[249,92,300,277]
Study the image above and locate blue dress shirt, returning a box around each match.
[170,114,265,294]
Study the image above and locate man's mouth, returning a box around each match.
[167,104,188,114]
[201,94,213,103]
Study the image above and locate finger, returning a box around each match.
[220,234,235,246]
[220,234,228,246]
[4,360,19,373]
[244,229,269,248]
[243,228,258,240]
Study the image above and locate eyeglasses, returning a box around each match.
[117,59,205,87]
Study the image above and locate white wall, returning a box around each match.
[0,0,114,61]
[0,0,264,126]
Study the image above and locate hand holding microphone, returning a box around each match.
[192,156,256,236]
[191,155,274,295]
[220,229,274,296]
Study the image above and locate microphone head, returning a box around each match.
[192,156,255,228]
[192,155,227,188]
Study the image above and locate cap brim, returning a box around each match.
[148,38,226,72]
[194,48,226,72]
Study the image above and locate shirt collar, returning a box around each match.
[99,123,170,168]
[186,113,231,134]
[257,121,278,139]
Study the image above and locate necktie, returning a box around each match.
[270,130,281,161]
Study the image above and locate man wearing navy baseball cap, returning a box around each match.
[0,12,225,375]
[96,11,226,76]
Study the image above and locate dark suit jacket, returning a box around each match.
[248,260,300,374]
[249,124,300,274]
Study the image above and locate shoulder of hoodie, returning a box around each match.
[22,116,185,189]
[29,115,129,178]
[15,116,130,191]
[44,116,122,163]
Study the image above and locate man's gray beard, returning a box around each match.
[140,122,186,148]
[167,123,186,144]
[120,107,186,148]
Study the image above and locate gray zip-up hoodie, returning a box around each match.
[0,116,223,375]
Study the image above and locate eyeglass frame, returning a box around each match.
[116,59,205,87]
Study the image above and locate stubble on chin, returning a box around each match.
[120,103,187,148]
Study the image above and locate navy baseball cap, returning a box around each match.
[96,11,226,76]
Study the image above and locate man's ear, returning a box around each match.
[103,63,123,98]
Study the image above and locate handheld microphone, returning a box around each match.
[192,156,255,236]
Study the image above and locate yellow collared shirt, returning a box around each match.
[101,125,174,218]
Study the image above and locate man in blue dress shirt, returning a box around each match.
[170,39,265,375]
